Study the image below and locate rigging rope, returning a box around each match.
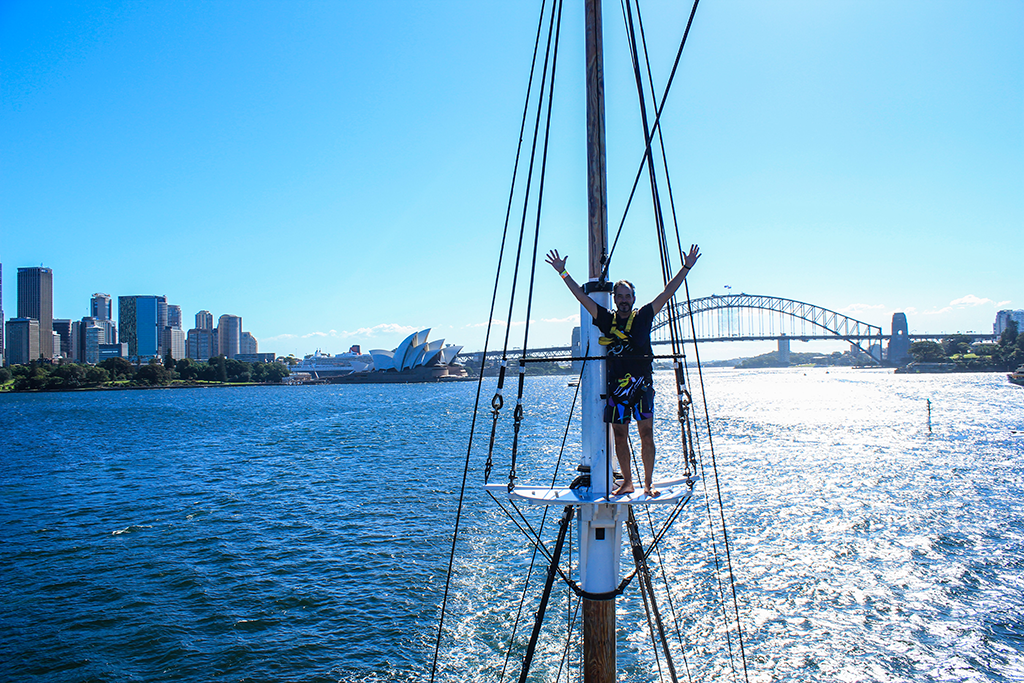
[619,0,750,679]
[433,1,754,680]
[684,278,751,682]
[627,508,680,683]
[499,369,582,683]
[517,505,574,683]
[603,0,702,282]
[428,0,554,678]
[508,0,564,493]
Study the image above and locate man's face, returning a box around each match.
[613,284,635,315]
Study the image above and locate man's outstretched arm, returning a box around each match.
[545,249,599,319]
[650,244,701,315]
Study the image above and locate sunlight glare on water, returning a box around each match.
[1,369,1023,682]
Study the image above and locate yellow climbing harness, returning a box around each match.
[599,310,636,346]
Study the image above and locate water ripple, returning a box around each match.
[2,371,1023,681]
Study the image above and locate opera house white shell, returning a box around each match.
[368,329,463,373]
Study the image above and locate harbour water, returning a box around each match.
[2,368,1022,682]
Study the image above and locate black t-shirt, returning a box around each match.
[594,303,655,384]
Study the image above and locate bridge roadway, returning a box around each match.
[453,293,996,363]
[454,331,998,364]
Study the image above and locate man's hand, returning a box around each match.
[545,249,567,273]
[684,244,700,270]
[651,242,701,315]
[545,248,598,318]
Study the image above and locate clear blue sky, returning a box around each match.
[2,1,1021,360]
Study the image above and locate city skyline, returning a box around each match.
[2,259,1019,365]
[1,2,1020,361]
[0,260,262,364]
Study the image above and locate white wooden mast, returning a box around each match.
[484,2,695,679]
[580,0,619,678]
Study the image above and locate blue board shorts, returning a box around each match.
[605,375,654,424]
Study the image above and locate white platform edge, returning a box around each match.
[484,476,698,506]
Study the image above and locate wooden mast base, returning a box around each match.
[583,598,615,683]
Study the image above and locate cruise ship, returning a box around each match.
[290,332,469,383]
[290,347,374,379]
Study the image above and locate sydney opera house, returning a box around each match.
[368,329,464,378]
[291,329,466,383]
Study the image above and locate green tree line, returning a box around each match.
[0,355,289,391]
[908,321,1024,370]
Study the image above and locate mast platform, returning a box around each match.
[484,476,696,506]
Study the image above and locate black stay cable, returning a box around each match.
[500,0,560,360]
[483,0,552,487]
[428,1,551,679]
[683,278,750,682]
[631,0,689,363]
[620,4,700,677]
[498,500,552,683]
[627,509,679,683]
[603,0,701,281]
[554,592,582,682]
[508,0,563,493]
[499,364,582,683]
[634,0,688,282]
[621,1,750,679]
[621,0,673,302]
[517,505,574,683]
[519,0,563,359]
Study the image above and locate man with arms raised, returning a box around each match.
[545,245,700,497]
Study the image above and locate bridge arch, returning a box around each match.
[653,293,885,362]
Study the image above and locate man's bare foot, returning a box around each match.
[611,481,635,496]
[643,486,660,498]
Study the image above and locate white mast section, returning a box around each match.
[483,2,696,681]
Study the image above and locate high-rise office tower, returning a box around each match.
[196,310,214,330]
[90,292,117,344]
[187,310,217,360]
[91,293,112,321]
[167,305,182,330]
[5,318,39,364]
[52,319,72,358]
[118,295,165,360]
[217,314,242,359]
[994,310,1024,336]
[156,303,184,360]
[240,331,258,356]
[17,266,53,358]
[187,328,217,361]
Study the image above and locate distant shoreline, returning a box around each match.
[0,381,286,394]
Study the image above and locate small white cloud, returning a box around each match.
[464,318,542,329]
[950,294,993,307]
[922,306,953,316]
[267,324,419,343]
[839,303,886,315]
[539,314,580,324]
[996,300,1012,307]
[344,324,420,338]
[464,318,508,329]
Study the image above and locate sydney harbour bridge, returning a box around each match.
[459,293,997,367]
